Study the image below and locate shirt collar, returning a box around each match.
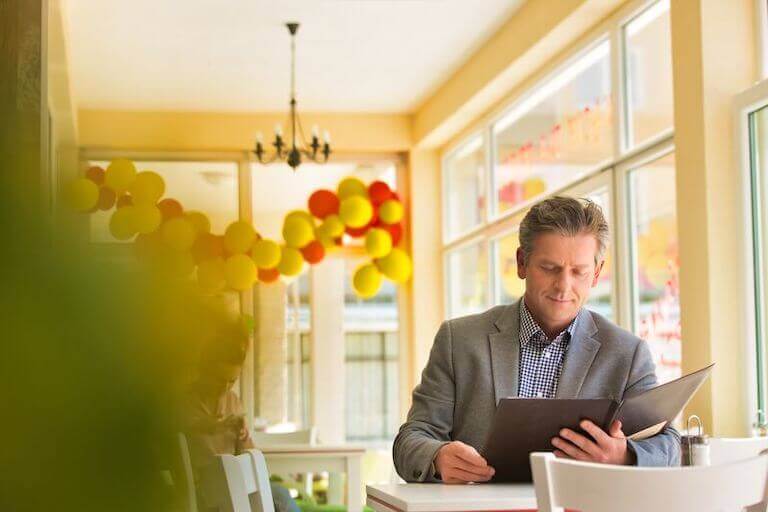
[519,298,578,346]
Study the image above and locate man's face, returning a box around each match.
[517,232,604,332]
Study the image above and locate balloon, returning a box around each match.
[368,181,393,205]
[365,228,393,258]
[319,214,345,238]
[131,204,162,234]
[300,240,325,264]
[337,177,368,199]
[224,254,258,291]
[65,178,99,212]
[345,225,369,238]
[109,207,136,240]
[96,186,116,211]
[277,246,303,276]
[258,267,280,283]
[376,248,412,283]
[157,198,183,221]
[197,258,226,292]
[283,216,314,248]
[379,199,404,224]
[523,177,546,199]
[380,222,403,246]
[129,171,165,204]
[134,231,163,262]
[191,233,225,263]
[116,193,133,209]
[353,264,383,298]
[339,196,373,228]
[85,166,105,185]
[316,232,336,250]
[185,211,211,234]
[104,159,137,192]
[224,221,257,254]
[308,190,340,219]
[252,239,281,269]
[153,248,195,278]
[161,217,196,251]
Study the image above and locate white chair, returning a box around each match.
[176,432,199,512]
[207,452,274,512]
[530,452,768,512]
[709,437,768,465]
[251,427,317,446]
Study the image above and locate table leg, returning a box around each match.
[346,455,362,512]
[303,472,313,500]
[327,472,343,505]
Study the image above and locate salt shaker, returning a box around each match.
[681,415,710,466]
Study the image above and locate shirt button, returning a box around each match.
[414,469,422,478]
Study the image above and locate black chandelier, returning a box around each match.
[254,22,331,171]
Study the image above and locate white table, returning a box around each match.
[257,444,365,512]
[366,483,537,512]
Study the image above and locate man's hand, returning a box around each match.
[551,420,635,465]
[434,441,495,484]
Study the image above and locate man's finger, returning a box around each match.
[580,420,612,445]
[608,420,625,438]
[452,443,490,467]
[447,466,494,483]
[449,457,495,478]
[558,429,601,458]
[552,437,591,461]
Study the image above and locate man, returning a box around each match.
[183,321,300,511]
[393,196,680,484]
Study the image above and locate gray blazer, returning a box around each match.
[393,300,681,482]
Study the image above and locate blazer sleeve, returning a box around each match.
[392,321,455,482]
[624,339,682,466]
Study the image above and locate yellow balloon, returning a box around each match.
[105,159,137,192]
[377,248,412,283]
[285,210,315,227]
[224,221,257,254]
[353,264,383,298]
[185,211,211,234]
[365,228,393,258]
[197,258,226,292]
[337,177,368,199]
[283,216,315,248]
[128,171,165,204]
[224,254,258,291]
[379,199,404,224]
[320,214,345,237]
[339,196,373,228]
[252,239,281,268]
[109,207,137,241]
[316,232,337,250]
[162,217,196,251]
[65,178,99,212]
[277,246,304,276]
[523,177,546,199]
[132,204,162,234]
[153,248,195,278]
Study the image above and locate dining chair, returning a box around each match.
[709,436,768,465]
[207,452,274,512]
[530,451,768,512]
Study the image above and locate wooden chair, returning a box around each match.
[709,436,768,465]
[530,452,768,512]
[207,452,274,512]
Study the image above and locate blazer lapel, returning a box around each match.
[489,301,521,405]
[555,309,601,398]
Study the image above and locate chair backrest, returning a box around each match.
[251,427,316,446]
[531,452,768,512]
[709,436,768,465]
[176,433,199,512]
[209,453,275,512]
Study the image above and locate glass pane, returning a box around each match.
[492,41,613,215]
[285,271,311,428]
[629,152,680,383]
[448,241,489,317]
[444,135,486,239]
[749,104,768,425]
[624,0,673,147]
[88,160,238,243]
[585,188,613,320]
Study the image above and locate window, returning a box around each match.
[491,41,612,215]
[628,151,680,383]
[446,240,489,318]
[285,271,311,429]
[623,0,673,148]
[443,135,486,240]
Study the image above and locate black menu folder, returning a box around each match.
[480,363,714,482]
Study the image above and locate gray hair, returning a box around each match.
[518,196,609,265]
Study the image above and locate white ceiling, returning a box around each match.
[62,0,524,113]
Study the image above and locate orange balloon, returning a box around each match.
[300,240,325,264]
[258,267,280,283]
[308,189,340,219]
[191,232,225,263]
[116,194,134,209]
[368,181,393,206]
[157,198,183,221]
[97,187,116,211]
[85,166,105,185]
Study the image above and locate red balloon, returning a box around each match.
[258,267,280,283]
[369,181,393,205]
[308,189,340,219]
[116,194,134,209]
[300,240,325,264]
[85,166,105,185]
[96,187,116,211]
[158,198,183,221]
[191,233,225,263]
[381,222,403,246]
[345,225,369,238]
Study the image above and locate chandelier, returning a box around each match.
[254,23,331,171]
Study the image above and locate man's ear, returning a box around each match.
[591,260,605,287]
[516,247,527,279]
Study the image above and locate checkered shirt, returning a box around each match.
[517,300,578,399]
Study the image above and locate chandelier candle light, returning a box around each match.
[254,22,331,170]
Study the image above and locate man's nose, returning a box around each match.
[553,271,572,291]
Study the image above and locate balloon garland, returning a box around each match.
[65,159,412,298]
